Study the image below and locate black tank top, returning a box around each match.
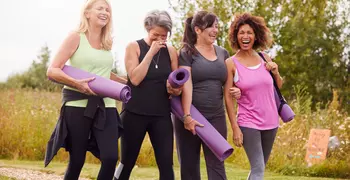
[125,39,172,116]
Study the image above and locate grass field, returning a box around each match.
[0,160,347,180]
[0,89,349,179]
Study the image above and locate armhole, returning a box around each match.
[75,33,82,52]
[232,61,239,83]
[166,46,173,63]
[69,32,82,59]
[133,41,141,62]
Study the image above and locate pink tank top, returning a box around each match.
[232,56,279,130]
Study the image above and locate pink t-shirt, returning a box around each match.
[232,56,279,130]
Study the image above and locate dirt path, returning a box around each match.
[0,167,89,180]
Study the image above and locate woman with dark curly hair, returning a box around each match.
[224,13,283,180]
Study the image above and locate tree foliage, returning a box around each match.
[3,45,62,91]
[169,0,350,111]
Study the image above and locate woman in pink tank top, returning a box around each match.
[224,13,284,180]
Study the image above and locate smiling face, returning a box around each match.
[196,20,219,45]
[85,1,111,28]
[237,24,255,51]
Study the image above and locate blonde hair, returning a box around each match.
[77,0,113,50]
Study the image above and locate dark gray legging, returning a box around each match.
[174,114,227,180]
[240,126,278,180]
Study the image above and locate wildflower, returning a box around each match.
[338,124,345,130]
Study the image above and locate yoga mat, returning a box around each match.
[274,89,295,123]
[168,68,190,88]
[50,65,131,103]
[170,96,234,161]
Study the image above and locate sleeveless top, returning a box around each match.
[232,56,279,130]
[64,33,116,108]
[125,39,172,116]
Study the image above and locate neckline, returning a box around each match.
[84,33,103,51]
[233,56,262,71]
[195,45,218,62]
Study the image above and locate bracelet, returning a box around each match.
[182,114,191,121]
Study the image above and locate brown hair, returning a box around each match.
[182,11,218,55]
[229,13,273,51]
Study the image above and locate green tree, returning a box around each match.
[5,45,62,91]
[169,0,350,110]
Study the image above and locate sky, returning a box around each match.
[0,0,173,82]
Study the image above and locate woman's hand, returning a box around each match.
[166,80,183,96]
[75,77,97,96]
[183,116,204,135]
[265,61,279,75]
[232,126,243,147]
[148,40,166,57]
[229,87,241,99]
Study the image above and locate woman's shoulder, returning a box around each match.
[214,45,229,54]
[65,31,81,42]
[126,41,140,50]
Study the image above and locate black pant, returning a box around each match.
[174,114,227,180]
[64,106,119,180]
[114,110,174,180]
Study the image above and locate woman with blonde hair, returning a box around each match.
[45,0,125,179]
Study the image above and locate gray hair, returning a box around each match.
[144,10,173,36]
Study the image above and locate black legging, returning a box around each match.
[64,106,119,180]
[115,110,174,180]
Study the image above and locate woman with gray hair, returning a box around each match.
[113,10,181,180]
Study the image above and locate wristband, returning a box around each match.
[182,114,191,121]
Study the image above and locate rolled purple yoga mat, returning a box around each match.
[171,96,234,162]
[274,89,295,123]
[52,65,131,103]
[168,68,190,88]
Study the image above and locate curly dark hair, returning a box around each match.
[229,13,273,51]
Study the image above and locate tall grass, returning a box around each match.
[0,87,349,178]
[226,85,350,178]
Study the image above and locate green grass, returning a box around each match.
[0,88,349,178]
[0,160,347,180]
[0,176,15,180]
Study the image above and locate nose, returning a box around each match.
[213,27,219,33]
[243,33,249,38]
[100,9,108,15]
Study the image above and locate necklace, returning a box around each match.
[152,49,161,69]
